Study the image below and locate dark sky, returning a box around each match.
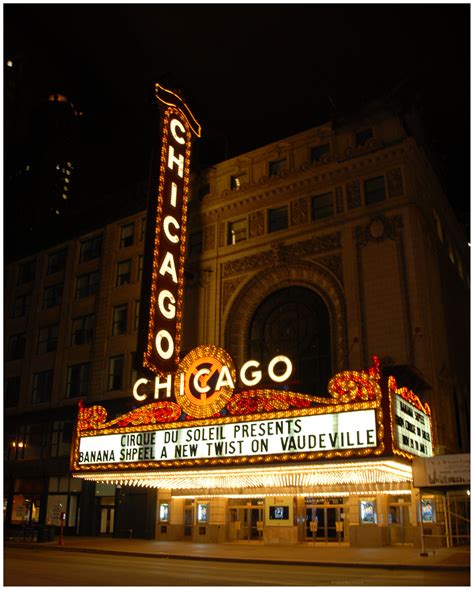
[4,3,471,251]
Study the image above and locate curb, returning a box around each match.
[5,542,470,571]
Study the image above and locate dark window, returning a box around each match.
[47,248,67,274]
[133,300,140,331]
[228,219,247,245]
[17,259,36,285]
[230,172,247,190]
[7,333,26,360]
[116,260,131,286]
[37,324,59,354]
[43,283,63,308]
[112,304,128,336]
[108,355,124,391]
[356,128,373,146]
[66,363,91,398]
[248,286,331,395]
[310,144,330,162]
[120,223,134,248]
[76,271,99,299]
[50,420,73,457]
[71,314,95,346]
[364,176,386,205]
[5,376,21,408]
[32,370,53,404]
[312,192,334,220]
[268,206,289,233]
[13,294,31,318]
[80,235,103,262]
[130,352,138,387]
[137,255,144,282]
[269,158,287,177]
[188,231,203,256]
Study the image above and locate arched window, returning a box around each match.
[248,286,331,395]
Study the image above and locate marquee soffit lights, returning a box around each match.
[73,459,413,490]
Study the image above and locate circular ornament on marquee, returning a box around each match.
[174,345,237,419]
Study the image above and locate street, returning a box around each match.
[4,548,470,586]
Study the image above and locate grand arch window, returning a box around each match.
[248,286,331,395]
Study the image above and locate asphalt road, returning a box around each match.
[4,548,470,586]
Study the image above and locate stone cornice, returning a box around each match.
[196,140,413,223]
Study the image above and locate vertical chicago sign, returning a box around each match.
[139,83,201,376]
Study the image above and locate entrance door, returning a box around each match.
[230,507,263,541]
[184,506,193,537]
[306,505,344,542]
[100,506,115,534]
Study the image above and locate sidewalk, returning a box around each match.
[5,535,470,571]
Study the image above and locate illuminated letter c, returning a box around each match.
[170,118,186,145]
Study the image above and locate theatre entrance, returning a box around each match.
[229,500,264,541]
[305,499,345,543]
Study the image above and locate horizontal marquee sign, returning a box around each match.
[71,351,433,473]
[77,409,378,466]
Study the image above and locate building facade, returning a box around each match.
[4,104,469,546]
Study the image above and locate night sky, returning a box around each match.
[4,4,471,259]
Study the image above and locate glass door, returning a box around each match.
[305,501,345,542]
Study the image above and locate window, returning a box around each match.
[248,286,331,395]
[188,231,203,256]
[66,363,91,398]
[269,158,287,177]
[312,192,334,220]
[80,234,102,262]
[137,255,144,282]
[32,370,53,404]
[108,355,124,391]
[37,324,59,354]
[120,223,134,248]
[112,304,128,336]
[76,272,99,299]
[230,172,247,190]
[310,144,330,163]
[228,219,247,245]
[133,300,141,330]
[43,283,63,309]
[5,377,21,408]
[71,314,95,346]
[116,260,132,286]
[7,333,26,361]
[50,421,73,457]
[17,260,36,285]
[13,294,31,318]
[268,206,288,233]
[139,218,146,241]
[364,176,386,205]
[47,248,67,274]
[356,128,373,146]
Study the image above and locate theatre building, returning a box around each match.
[4,96,470,547]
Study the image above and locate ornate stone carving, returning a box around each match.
[290,197,309,226]
[355,215,403,247]
[203,225,216,251]
[222,277,246,309]
[249,210,265,239]
[347,180,361,209]
[387,167,404,198]
[222,232,342,278]
[335,186,344,214]
[317,254,343,283]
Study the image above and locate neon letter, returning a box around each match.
[240,360,262,387]
[170,118,186,145]
[163,215,180,243]
[159,251,178,283]
[168,145,184,178]
[156,330,174,360]
[133,378,149,402]
[268,355,293,383]
[158,289,176,319]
